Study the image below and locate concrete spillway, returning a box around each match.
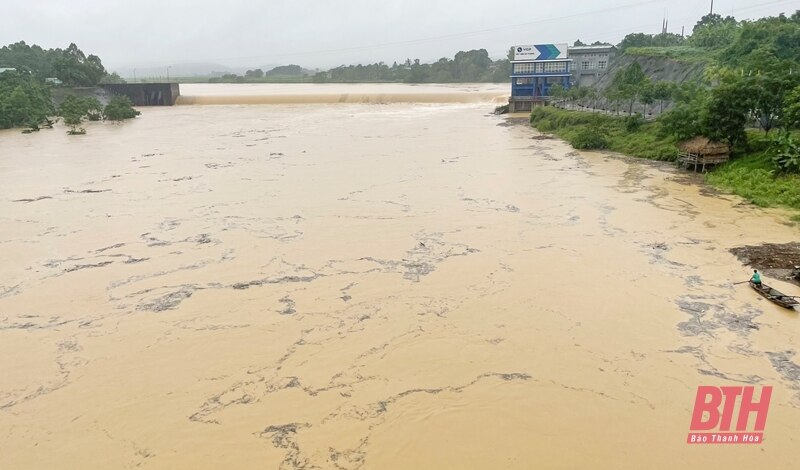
[101,83,180,106]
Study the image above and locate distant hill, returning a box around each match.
[110,62,272,79]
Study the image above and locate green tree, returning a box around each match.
[604,87,623,115]
[266,65,304,76]
[611,62,649,115]
[585,87,599,111]
[690,14,739,49]
[104,95,140,121]
[549,83,567,106]
[0,69,54,129]
[58,95,89,133]
[652,82,673,113]
[657,84,709,141]
[744,74,798,133]
[702,79,749,147]
[694,13,737,29]
[99,72,126,84]
[784,85,800,129]
[659,103,705,141]
[617,33,654,51]
[245,68,264,79]
[52,43,107,86]
[720,15,800,74]
[617,32,683,51]
[639,82,655,115]
[84,97,103,121]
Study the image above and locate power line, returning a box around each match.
[151,0,669,66]
[130,0,796,68]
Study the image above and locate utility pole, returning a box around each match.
[710,0,714,15]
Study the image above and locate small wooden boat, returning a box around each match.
[750,281,799,309]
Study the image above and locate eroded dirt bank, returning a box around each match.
[730,243,800,286]
[1,91,799,469]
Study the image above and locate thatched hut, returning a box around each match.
[677,136,730,172]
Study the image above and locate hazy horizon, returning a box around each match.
[1,0,796,76]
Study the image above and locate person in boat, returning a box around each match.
[751,270,762,288]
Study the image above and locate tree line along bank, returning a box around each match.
[0,42,136,133]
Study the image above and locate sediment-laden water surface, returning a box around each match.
[1,84,799,469]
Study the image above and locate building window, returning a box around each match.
[535,62,544,73]
[581,61,594,70]
[543,62,566,73]
[516,77,533,85]
[598,60,607,70]
[513,63,533,74]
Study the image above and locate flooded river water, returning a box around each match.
[1,84,799,469]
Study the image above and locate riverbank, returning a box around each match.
[529,106,800,220]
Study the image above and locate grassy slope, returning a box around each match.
[705,133,800,213]
[530,107,800,216]
[624,46,711,64]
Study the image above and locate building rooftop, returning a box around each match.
[568,45,616,52]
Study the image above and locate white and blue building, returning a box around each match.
[509,44,572,112]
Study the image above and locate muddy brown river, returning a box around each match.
[1,84,799,469]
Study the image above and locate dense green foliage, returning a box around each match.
[56,94,139,133]
[208,50,510,84]
[770,132,800,173]
[534,5,800,216]
[529,107,678,160]
[0,69,54,129]
[0,41,135,132]
[689,14,739,49]
[595,11,800,175]
[0,41,108,86]
[212,64,309,83]
[58,95,102,133]
[656,72,800,152]
[718,12,800,72]
[786,86,800,129]
[103,95,140,121]
[617,32,685,51]
[313,49,510,83]
[569,127,608,150]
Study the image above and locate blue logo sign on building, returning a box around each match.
[513,44,569,61]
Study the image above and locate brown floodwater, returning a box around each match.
[1,84,799,469]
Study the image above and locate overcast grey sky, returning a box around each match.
[1,0,796,74]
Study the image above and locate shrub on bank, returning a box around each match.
[568,127,608,149]
[529,106,678,160]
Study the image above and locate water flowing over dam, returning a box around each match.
[175,83,509,105]
[1,84,799,469]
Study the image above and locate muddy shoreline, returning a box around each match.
[731,243,800,286]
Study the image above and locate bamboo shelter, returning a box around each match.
[677,136,730,172]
